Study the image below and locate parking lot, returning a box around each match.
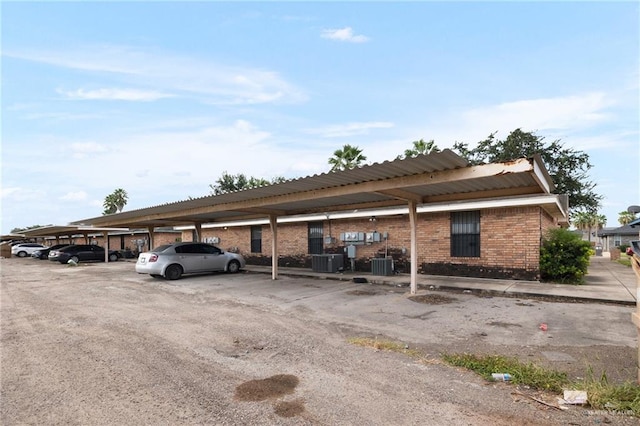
[2,257,638,425]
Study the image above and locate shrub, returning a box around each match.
[540,228,592,284]
[618,244,630,253]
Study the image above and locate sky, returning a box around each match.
[2,1,639,235]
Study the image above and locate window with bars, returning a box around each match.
[308,222,324,254]
[250,225,262,253]
[451,211,480,257]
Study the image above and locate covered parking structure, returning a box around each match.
[69,150,567,294]
[18,225,129,263]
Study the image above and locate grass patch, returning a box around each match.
[442,353,569,393]
[348,338,640,417]
[442,353,640,417]
[347,337,423,359]
[572,369,640,415]
[617,254,632,267]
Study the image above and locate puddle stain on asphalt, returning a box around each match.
[345,289,379,296]
[235,374,305,418]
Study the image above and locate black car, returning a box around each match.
[32,244,70,260]
[48,244,121,264]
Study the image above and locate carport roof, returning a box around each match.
[70,149,561,229]
[19,225,130,238]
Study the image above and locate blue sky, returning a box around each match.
[2,1,638,234]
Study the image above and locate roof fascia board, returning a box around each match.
[174,194,566,230]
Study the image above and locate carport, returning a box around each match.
[68,150,565,294]
[19,225,129,263]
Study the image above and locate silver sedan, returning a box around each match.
[135,242,245,280]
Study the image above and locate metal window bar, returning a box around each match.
[451,211,480,257]
[308,222,324,254]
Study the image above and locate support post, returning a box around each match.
[409,200,418,295]
[103,231,109,263]
[147,227,155,250]
[270,215,278,280]
[194,223,202,242]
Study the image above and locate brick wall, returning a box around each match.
[184,206,558,280]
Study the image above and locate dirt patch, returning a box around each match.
[408,293,458,304]
[273,398,306,418]
[345,289,379,296]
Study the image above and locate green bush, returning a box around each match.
[619,244,630,253]
[540,228,592,284]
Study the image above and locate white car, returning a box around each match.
[136,242,245,280]
[11,243,48,258]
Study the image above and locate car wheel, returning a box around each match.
[17,251,27,258]
[108,253,119,262]
[227,260,241,274]
[70,256,80,263]
[164,264,183,280]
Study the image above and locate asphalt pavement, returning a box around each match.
[245,253,638,306]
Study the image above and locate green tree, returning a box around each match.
[209,171,286,195]
[452,129,602,214]
[618,210,637,225]
[572,211,606,242]
[328,144,367,172]
[103,188,128,215]
[397,139,440,160]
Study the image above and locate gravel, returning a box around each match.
[2,258,638,425]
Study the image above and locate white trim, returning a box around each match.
[174,194,568,230]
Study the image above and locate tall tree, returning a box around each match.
[618,210,637,225]
[209,171,286,195]
[452,128,602,214]
[328,144,367,172]
[397,139,440,159]
[572,211,606,242]
[103,188,128,215]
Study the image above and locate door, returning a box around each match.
[201,244,226,272]
[174,243,207,273]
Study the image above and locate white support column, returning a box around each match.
[409,200,418,295]
[103,231,109,263]
[270,215,278,280]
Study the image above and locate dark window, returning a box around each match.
[251,226,262,253]
[308,222,324,254]
[202,244,221,255]
[451,211,480,257]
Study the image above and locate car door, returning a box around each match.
[174,244,207,273]
[202,244,226,272]
[76,245,96,261]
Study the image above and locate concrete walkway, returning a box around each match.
[245,254,638,306]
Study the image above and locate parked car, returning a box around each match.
[48,244,121,264]
[11,243,47,258]
[31,244,70,260]
[135,242,245,280]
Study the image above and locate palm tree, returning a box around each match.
[328,144,367,172]
[572,211,606,242]
[103,188,128,215]
[400,139,440,159]
[618,210,637,225]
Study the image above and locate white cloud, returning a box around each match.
[8,45,307,105]
[321,27,370,43]
[306,121,394,138]
[462,92,612,134]
[70,142,108,159]
[60,191,88,201]
[57,88,174,102]
[1,187,46,201]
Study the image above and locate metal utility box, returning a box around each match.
[371,257,393,276]
[312,254,344,273]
